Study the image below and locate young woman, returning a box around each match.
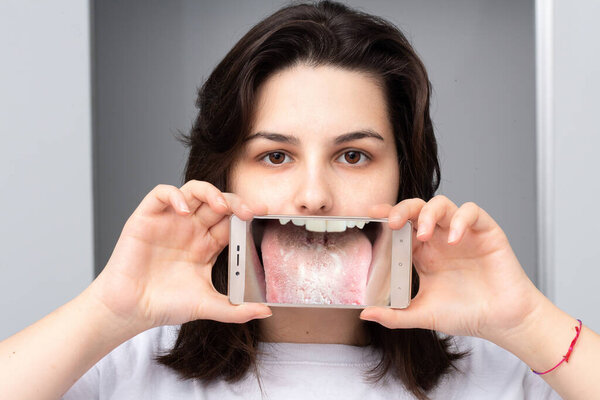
[2,2,598,399]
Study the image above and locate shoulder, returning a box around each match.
[447,334,522,370]
[430,335,562,399]
[63,325,183,399]
[96,324,180,379]
[108,324,179,363]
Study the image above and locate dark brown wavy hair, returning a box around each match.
[157,2,468,399]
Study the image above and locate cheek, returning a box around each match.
[337,162,400,208]
[230,167,294,208]
[338,177,398,210]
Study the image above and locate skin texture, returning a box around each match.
[0,65,599,400]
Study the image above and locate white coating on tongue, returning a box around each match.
[260,221,372,305]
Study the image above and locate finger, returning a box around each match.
[180,180,229,215]
[193,192,258,230]
[447,202,497,244]
[360,297,433,330]
[416,195,457,241]
[246,200,269,216]
[136,184,191,216]
[207,214,231,250]
[367,203,393,219]
[388,198,426,230]
[192,192,249,226]
[222,193,267,221]
[202,293,272,324]
[209,194,270,249]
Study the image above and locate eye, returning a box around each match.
[336,150,369,165]
[261,151,292,165]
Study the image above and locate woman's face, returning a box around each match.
[230,64,399,215]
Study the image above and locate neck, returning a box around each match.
[258,307,369,346]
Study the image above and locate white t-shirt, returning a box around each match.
[63,325,562,399]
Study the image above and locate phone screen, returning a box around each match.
[241,217,396,307]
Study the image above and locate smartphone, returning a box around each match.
[228,215,412,309]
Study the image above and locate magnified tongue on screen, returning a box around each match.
[245,218,392,307]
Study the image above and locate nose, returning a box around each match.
[293,169,334,214]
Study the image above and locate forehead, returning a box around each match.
[250,64,392,140]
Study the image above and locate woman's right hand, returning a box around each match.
[88,180,272,333]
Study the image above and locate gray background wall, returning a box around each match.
[92,0,538,288]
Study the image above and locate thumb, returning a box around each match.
[360,301,433,330]
[202,294,273,324]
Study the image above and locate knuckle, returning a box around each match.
[409,198,426,209]
[184,180,220,197]
[202,181,219,195]
[179,180,193,190]
[432,194,449,203]
[184,179,207,190]
[400,199,425,218]
[461,201,478,211]
[419,203,432,217]
[421,200,438,214]
[153,184,172,193]
[182,179,198,187]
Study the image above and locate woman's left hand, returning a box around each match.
[362,195,546,344]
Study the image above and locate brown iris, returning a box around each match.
[268,152,285,164]
[344,151,360,164]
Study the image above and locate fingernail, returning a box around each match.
[255,312,272,319]
[417,227,427,237]
[217,198,228,208]
[360,315,376,322]
[448,229,458,243]
[242,204,253,214]
[179,202,190,213]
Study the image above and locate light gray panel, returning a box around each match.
[93,1,536,284]
[553,0,600,331]
[0,0,93,340]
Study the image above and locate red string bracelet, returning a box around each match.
[531,319,583,375]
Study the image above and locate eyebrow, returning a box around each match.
[333,130,384,145]
[245,129,385,145]
[245,132,300,145]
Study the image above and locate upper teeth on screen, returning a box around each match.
[282,218,369,232]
